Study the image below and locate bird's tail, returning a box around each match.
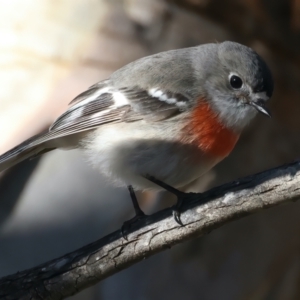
[0,132,56,172]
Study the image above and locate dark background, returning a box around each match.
[0,0,300,299]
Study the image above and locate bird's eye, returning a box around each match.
[229,75,243,89]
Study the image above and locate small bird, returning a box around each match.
[0,41,273,230]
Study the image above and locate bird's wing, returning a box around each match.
[49,80,191,137]
[0,80,192,170]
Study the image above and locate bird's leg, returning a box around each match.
[127,185,145,218]
[121,185,147,239]
[146,175,195,226]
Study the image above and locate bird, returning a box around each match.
[0,41,273,232]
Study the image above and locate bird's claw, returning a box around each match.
[145,174,192,226]
[172,208,183,226]
[121,211,147,240]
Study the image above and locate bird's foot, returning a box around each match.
[145,175,196,226]
[121,211,147,240]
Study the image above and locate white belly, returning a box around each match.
[82,121,220,190]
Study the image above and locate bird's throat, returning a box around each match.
[181,100,239,158]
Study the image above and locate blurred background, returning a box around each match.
[0,0,300,299]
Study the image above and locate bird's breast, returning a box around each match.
[180,100,240,158]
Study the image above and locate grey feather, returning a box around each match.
[120,87,190,121]
[69,79,110,105]
[51,93,115,131]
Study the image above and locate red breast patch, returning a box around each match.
[181,100,239,158]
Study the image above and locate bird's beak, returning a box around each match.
[249,99,271,117]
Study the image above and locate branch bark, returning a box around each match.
[1,160,300,300]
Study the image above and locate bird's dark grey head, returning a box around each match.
[219,41,273,98]
[202,41,274,130]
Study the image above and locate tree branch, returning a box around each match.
[1,160,300,300]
